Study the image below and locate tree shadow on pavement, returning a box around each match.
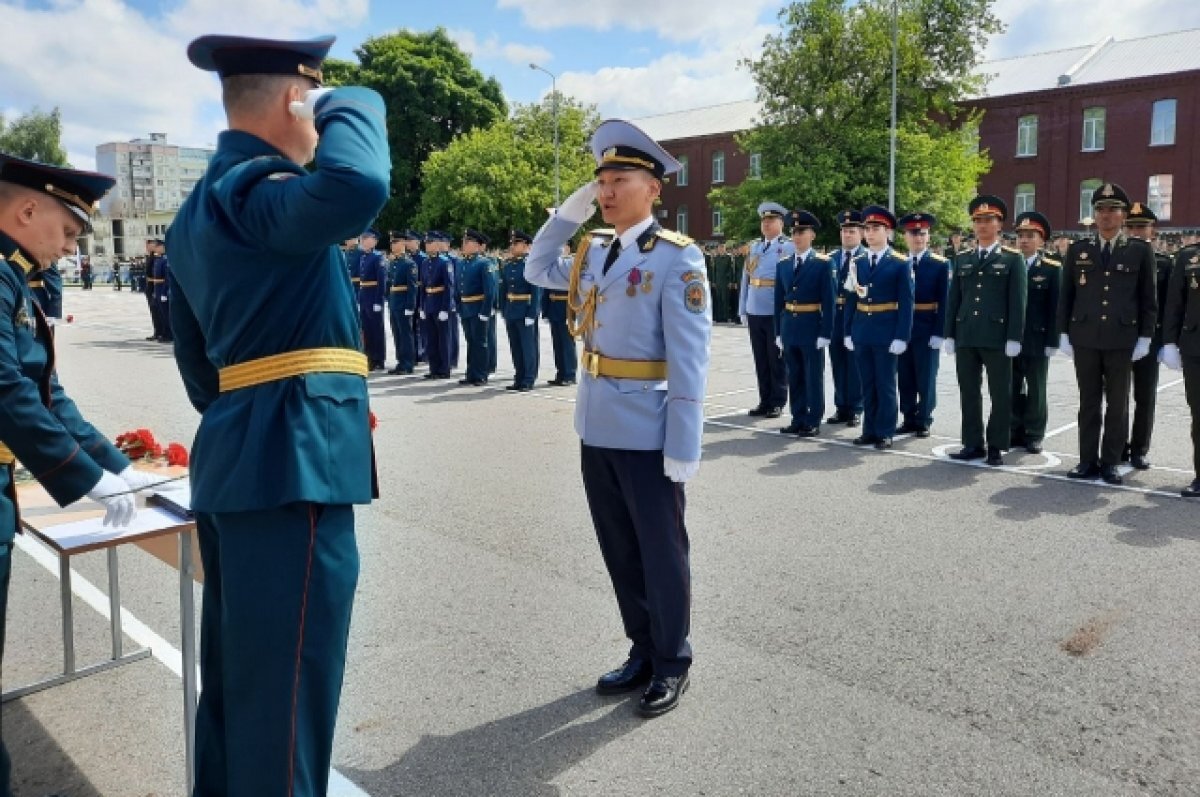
[340,687,642,797]
[3,699,103,797]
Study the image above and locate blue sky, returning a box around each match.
[3,0,1200,170]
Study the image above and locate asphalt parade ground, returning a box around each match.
[4,287,1199,796]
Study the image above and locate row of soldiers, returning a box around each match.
[340,228,580,388]
[739,183,1200,498]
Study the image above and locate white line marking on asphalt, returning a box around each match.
[12,534,371,797]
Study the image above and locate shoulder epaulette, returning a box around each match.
[928,253,948,262]
[813,252,831,261]
[656,228,693,248]
[1001,245,1020,255]
[957,247,973,255]
[1041,257,1062,268]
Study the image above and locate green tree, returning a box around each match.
[0,107,69,165]
[332,29,507,231]
[416,94,599,242]
[711,0,1001,244]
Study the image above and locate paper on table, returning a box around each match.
[31,507,192,553]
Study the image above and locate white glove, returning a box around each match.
[404,310,414,317]
[740,314,748,325]
[928,336,944,351]
[1005,340,1021,358]
[524,317,535,327]
[888,339,907,355]
[1045,346,1057,358]
[373,304,382,312]
[1161,343,1183,371]
[288,87,334,120]
[119,465,161,496]
[843,336,854,352]
[816,337,830,350]
[87,471,136,528]
[775,336,782,350]
[45,317,57,327]
[419,310,427,320]
[438,311,449,322]
[160,295,168,302]
[479,314,490,321]
[557,181,598,224]
[663,456,700,483]
[1059,333,1073,358]
[943,338,956,356]
[1131,337,1151,362]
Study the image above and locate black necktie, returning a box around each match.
[1101,241,1111,267]
[603,239,622,275]
[869,254,878,273]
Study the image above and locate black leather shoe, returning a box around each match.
[596,657,652,695]
[826,411,849,425]
[1182,480,1200,498]
[1130,453,1151,470]
[897,420,922,434]
[845,414,861,428]
[547,378,564,386]
[517,385,533,392]
[1025,440,1043,454]
[852,435,877,446]
[914,427,930,438]
[949,446,986,461]
[780,423,803,435]
[1100,463,1123,485]
[1010,431,1027,448]
[1068,462,1101,479]
[765,406,783,419]
[389,366,404,375]
[637,673,689,718]
[796,425,819,438]
[874,438,893,450]
[458,378,474,385]
[748,405,769,417]
[985,446,1003,466]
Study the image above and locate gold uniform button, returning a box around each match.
[974,310,980,316]
[975,297,981,302]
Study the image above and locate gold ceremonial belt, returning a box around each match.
[425,286,445,294]
[549,294,568,301]
[351,278,361,283]
[506,293,532,301]
[836,297,846,306]
[389,286,409,292]
[218,348,368,393]
[749,278,775,288]
[460,294,485,302]
[914,302,939,311]
[785,302,821,313]
[359,280,379,287]
[856,302,899,313]
[27,280,44,289]
[581,350,668,380]
[0,442,14,466]
[147,278,165,284]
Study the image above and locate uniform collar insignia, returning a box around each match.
[1101,183,1115,197]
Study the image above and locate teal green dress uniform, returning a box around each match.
[456,229,498,385]
[896,214,950,435]
[27,262,63,325]
[828,218,866,424]
[420,234,456,378]
[386,231,419,374]
[152,252,174,342]
[1162,244,1200,495]
[167,35,390,797]
[502,231,541,390]
[0,157,130,795]
[542,254,577,385]
[357,233,387,370]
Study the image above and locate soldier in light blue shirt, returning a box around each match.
[526,119,710,719]
[740,202,793,417]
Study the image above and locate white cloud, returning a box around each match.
[497,0,779,43]
[165,0,369,41]
[986,0,1200,59]
[447,28,552,66]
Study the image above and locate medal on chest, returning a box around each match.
[1079,272,1086,286]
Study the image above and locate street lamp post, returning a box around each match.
[888,0,898,213]
[529,63,560,206]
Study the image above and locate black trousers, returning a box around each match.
[747,313,787,409]
[580,444,692,677]
[1185,354,1200,478]
[1129,348,1161,455]
[1073,346,1132,466]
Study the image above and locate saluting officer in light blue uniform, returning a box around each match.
[740,202,793,417]
[827,210,867,427]
[456,228,498,386]
[526,119,711,719]
[0,156,154,795]
[357,227,387,370]
[420,231,456,379]
[896,212,950,437]
[773,209,835,436]
[542,242,578,385]
[502,230,541,390]
[386,230,419,374]
[843,205,914,449]
[167,35,390,797]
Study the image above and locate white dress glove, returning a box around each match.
[479,314,490,322]
[928,336,944,351]
[524,317,535,327]
[288,87,334,120]
[1044,346,1057,358]
[663,456,700,483]
[160,295,168,302]
[1005,340,1021,358]
[815,337,830,350]
[373,304,382,312]
[740,313,748,325]
[1161,343,1183,371]
[1059,333,1073,358]
[557,181,598,224]
[119,465,161,496]
[888,339,907,355]
[404,309,414,317]
[843,336,854,352]
[438,310,449,322]
[419,310,427,320]
[775,336,783,350]
[1131,337,1151,362]
[87,471,136,528]
[943,338,956,356]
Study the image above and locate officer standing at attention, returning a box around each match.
[1160,239,1200,497]
[896,212,950,438]
[525,119,710,718]
[843,206,913,449]
[411,232,428,364]
[386,230,419,375]
[944,196,1026,466]
[151,238,173,343]
[774,209,834,436]
[711,241,733,323]
[827,211,866,428]
[740,202,792,417]
[166,35,389,796]
[357,228,387,371]
[943,229,965,260]
[502,230,541,391]
[421,231,455,379]
[142,238,159,340]
[542,242,577,385]
[1123,202,1173,470]
[1058,183,1156,485]
[0,154,154,794]
[1009,211,1061,455]
[456,228,497,386]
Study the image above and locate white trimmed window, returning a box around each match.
[1082,107,1105,152]
[712,151,725,184]
[1016,115,1037,157]
[1148,174,1173,220]
[1150,99,1176,146]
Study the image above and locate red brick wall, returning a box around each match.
[657,133,752,241]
